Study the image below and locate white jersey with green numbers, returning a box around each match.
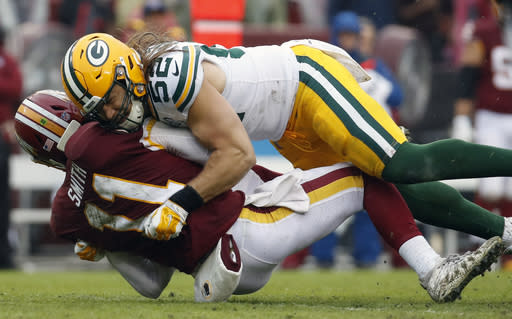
[146,42,299,141]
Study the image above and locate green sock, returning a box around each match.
[383,139,512,183]
[396,181,504,240]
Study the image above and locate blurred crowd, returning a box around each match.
[0,0,504,270]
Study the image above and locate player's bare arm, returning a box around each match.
[186,75,256,202]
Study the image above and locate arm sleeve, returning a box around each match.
[106,251,175,299]
[142,119,210,165]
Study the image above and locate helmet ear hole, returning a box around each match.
[34,135,44,145]
[51,104,67,111]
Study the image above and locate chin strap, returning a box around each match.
[119,99,145,132]
[57,120,81,152]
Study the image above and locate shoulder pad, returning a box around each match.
[147,45,204,114]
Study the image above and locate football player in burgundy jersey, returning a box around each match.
[14,90,507,303]
[452,0,512,269]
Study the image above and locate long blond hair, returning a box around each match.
[127,31,181,79]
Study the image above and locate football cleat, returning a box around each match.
[421,236,504,303]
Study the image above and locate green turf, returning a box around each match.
[0,269,511,319]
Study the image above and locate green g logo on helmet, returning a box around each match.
[86,39,110,67]
[61,33,147,117]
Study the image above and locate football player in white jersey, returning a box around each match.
[13,90,508,303]
[61,32,512,246]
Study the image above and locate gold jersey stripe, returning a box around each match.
[308,175,363,205]
[18,104,65,137]
[239,206,293,224]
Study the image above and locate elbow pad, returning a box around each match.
[194,234,242,302]
[456,66,480,99]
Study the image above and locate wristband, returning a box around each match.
[170,185,204,212]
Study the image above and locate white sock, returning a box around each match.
[502,217,512,248]
[398,236,442,282]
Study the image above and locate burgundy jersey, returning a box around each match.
[473,17,512,113]
[50,122,244,274]
[0,48,22,124]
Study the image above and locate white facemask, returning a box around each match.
[118,98,145,132]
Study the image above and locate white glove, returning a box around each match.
[74,240,105,262]
[451,114,473,142]
[143,200,189,240]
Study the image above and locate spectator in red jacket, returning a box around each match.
[0,26,23,269]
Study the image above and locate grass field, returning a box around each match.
[0,269,511,319]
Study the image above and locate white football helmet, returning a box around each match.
[14,90,83,170]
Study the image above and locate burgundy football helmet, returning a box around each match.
[14,90,83,170]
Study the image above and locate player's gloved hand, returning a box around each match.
[451,114,473,142]
[74,240,105,262]
[143,200,189,240]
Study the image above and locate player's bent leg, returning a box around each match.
[421,236,504,303]
[362,175,504,302]
[282,44,407,177]
[229,164,365,294]
[397,181,512,270]
[363,174,422,250]
[232,249,276,295]
[396,181,506,241]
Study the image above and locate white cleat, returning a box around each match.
[421,236,504,303]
